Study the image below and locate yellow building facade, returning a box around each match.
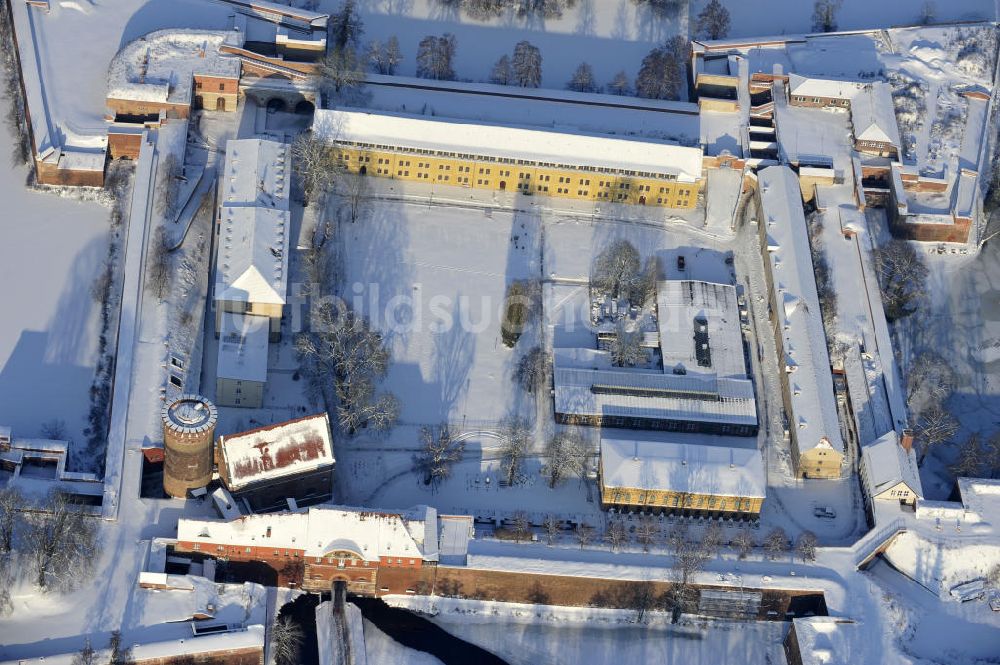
[330,142,700,208]
[600,484,765,519]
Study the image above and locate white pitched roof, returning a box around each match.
[789,618,871,665]
[787,73,865,100]
[860,431,922,500]
[313,108,705,183]
[849,83,901,148]
[177,505,436,561]
[218,414,334,491]
[216,313,270,382]
[758,166,844,455]
[656,280,747,380]
[220,139,291,210]
[214,206,290,305]
[600,437,765,499]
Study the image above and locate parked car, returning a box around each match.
[814,506,836,519]
[950,579,986,603]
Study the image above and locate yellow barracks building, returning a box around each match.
[312,108,705,209]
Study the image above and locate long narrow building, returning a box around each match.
[756,166,845,478]
[312,108,705,209]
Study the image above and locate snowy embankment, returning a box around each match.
[882,530,1000,597]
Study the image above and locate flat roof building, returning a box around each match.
[554,280,758,436]
[599,437,765,519]
[217,413,335,512]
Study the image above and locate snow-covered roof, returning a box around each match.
[217,0,329,29]
[788,73,865,100]
[787,74,900,150]
[106,29,243,106]
[849,83,901,148]
[860,431,922,500]
[438,515,474,566]
[958,478,1000,517]
[218,413,334,491]
[656,280,747,380]
[954,172,978,220]
[177,505,440,562]
[220,139,291,210]
[135,575,267,626]
[758,166,844,455]
[313,108,705,183]
[600,437,766,499]
[553,364,758,428]
[216,313,270,383]
[789,617,872,665]
[214,206,290,305]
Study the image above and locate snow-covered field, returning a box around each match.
[0,115,110,447]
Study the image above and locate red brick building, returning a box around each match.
[175,505,468,595]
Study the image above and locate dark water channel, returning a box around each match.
[351,596,510,665]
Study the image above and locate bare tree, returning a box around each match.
[415,424,465,488]
[416,33,457,80]
[633,255,661,306]
[701,521,724,558]
[763,527,788,560]
[341,171,370,224]
[608,322,646,368]
[490,54,513,85]
[567,62,598,93]
[812,0,843,32]
[542,514,560,545]
[592,239,640,300]
[511,40,542,88]
[291,132,340,204]
[915,404,959,465]
[575,521,594,549]
[315,47,365,98]
[144,226,171,301]
[510,511,532,542]
[70,638,97,665]
[514,345,551,394]
[271,615,304,665]
[796,531,818,562]
[544,430,587,488]
[498,415,531,485]
[696,0,731,39]
[634,517,659,552]
[367,36,403,75]
[733,527,754,559]
[874,240,927,321]
[337,380,399,435]
[906,351,956,416]
[621,580,657,622]
[985,433,1000,478]
[155,154,181,219]
[988,562,1000,589]
[604,519,628,551]
[25,491,98,591]
[608,70,632,96]
[0,486,24,554]
[951,433,983,477]
[40,419,66,440]
[108,629,134,665]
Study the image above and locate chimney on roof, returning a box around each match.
[900,429,914,452]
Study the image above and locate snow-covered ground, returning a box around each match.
[0,112,110,448]
[362,618,444,665]
[389,595,787,665]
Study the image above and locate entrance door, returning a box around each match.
[499,181,506,191]
[216,97,226,111]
